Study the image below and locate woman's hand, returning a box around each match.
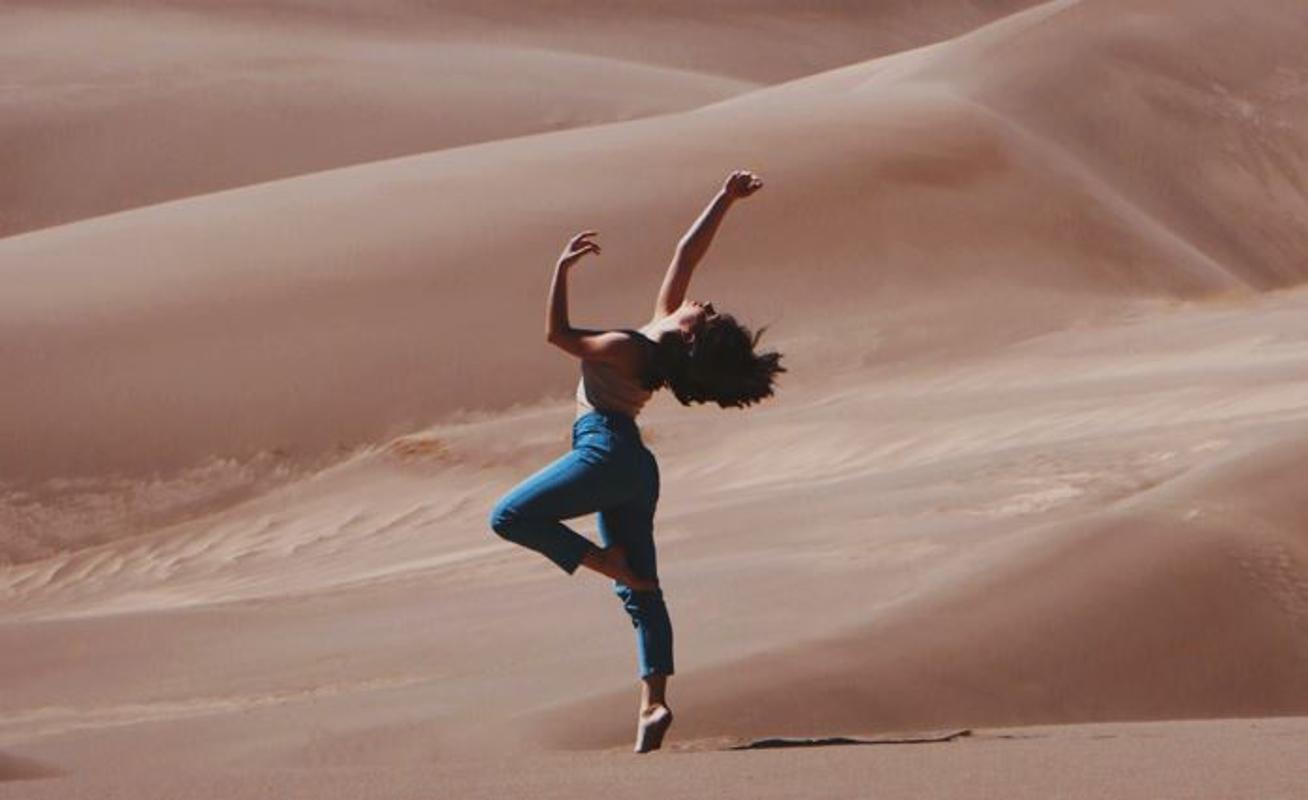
[722,169,763,200]
[558,230,602,269]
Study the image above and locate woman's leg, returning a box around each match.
[604,509,675,681]
[597,447,674,752]
[489,448,620,575]
[641,674,668,711]
[489,446,653,589]
[634,672,672,753]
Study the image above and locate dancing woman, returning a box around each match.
[488,170,785,753]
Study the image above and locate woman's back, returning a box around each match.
[575,328,657,420]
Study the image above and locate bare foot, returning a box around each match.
[634,704,673,753]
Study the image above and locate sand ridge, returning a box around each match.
[0,0,1048,237]
[3,0,1308,795]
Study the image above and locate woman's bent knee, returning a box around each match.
[488,499,519,539]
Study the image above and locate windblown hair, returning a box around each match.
[642,312,785,408]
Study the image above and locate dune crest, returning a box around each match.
[3,3,1308,792]
[0,0,1048,236]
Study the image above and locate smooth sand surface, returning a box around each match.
[3,718,1308,799]
[3,0,1308,796]
[1,0,1044,237]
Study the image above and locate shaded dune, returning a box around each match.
[702,0,1308,289]
[926,0,1308,290]
[533,429,1308,749]
[0,8,753,238]
[0,750,64,782]
[0,0,1045,236]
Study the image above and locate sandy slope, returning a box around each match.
[3,286,1308,787]
[539,415,1308,748]
[2,717,1308,798]
[1,0,1043,236]
[3,0,1308,794]
[5,0,1307,546]
[0,6,751,237]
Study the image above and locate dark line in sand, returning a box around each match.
[727,728,972,750]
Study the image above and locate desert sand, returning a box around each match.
[3,0,1308,796]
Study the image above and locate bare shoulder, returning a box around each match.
[550,327,643,366]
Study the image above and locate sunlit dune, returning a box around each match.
[3,1,1308,796]
[1,0,1046,236]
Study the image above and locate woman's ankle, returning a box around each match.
[641,673,669,712]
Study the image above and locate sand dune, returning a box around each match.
[1,0,1045,236]
[923,0,1308,290]
[4,0,1308,795]
[6,0,1307,556]
[10,0,1305,482]
[536,422,1308,748]
[3,286,1308,792]
[0,7,752,238]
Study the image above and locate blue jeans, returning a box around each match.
[489,410,674,678]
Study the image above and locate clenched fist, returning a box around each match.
[722,169,764,199]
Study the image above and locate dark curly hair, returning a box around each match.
[641,312,785,408]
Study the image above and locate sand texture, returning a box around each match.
[3,0,1308,796]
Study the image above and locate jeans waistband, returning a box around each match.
[573,409,642,440]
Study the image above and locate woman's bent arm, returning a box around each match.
[548,230,600,340]
[546,230,636,363]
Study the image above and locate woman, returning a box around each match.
[488,169,785,753]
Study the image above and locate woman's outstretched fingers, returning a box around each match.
[559,231,602,266]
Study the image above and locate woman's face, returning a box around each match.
[678,298,717,343]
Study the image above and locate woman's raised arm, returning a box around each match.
[652,170,763,320]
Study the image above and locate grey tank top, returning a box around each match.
[574,329,657,420]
